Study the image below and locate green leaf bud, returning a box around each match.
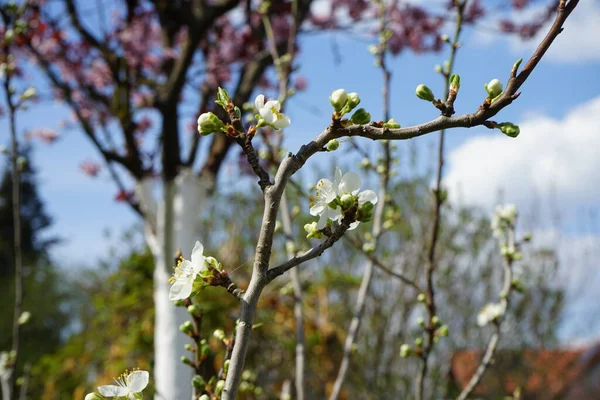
[415,84,435,102]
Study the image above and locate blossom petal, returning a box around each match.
[169,278,194,300]
[259,107,275,124]
[264,100,281,112]
[326,206,342,222]
[98,385,129,397]
[310,204,326,216]
[126,370,149,392]
[316,213,328,230]
[358,190,378,205]
[334,167,343,186]
[347,221,360,231]
[254,94,265,110]
[272,114,290,129]
[316,179,336,204]
[339,172,361,195]
[191,241,204,265]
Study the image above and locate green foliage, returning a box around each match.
[31,250,155,400]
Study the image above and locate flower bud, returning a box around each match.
[304,221,323,240]
[383,118,400,129]
[216,87,231,107]
[197,112,225,136]
[215,380,226,394]
[213,329,226,341]
[350,108,371,125]
[345,92,361,112]
[431,316,439,326]
[360,158,370,169]
[199,396,210,400]
[434,64,443,73]
[414,337,423,347]
[417,317,425,326]
[85,393,103,400]
[179,321,194,335]
[415,84,435,102]
[417,293,426,303]
[449,74,460,91]
[362,242,375,254]
[329,89,348,112]
[184,344,194,351]
[399,344,412,358]
[340,193,355,211]
[192,375,206,389]
[224,359,230,374]
[441,34,450,42]
[437,325,449,337]
[187,304,202,317]
[356,201,374,222]
[485,79,503,98]
[497,122,520,138]
[0,146,7,154]
[523,232,532,242]
[512,278,525,293]
[20,87,36,101]
[181,355,192,365]
[18,311,31,325]
[326,139,340,152]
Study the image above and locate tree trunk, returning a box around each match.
[139,169,209,400]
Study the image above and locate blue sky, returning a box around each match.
[2,0,599,339]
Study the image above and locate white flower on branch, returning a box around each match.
[97,369,149,399]
[309,167,377,231]
[491,204,518,238]
[477,302,506,327]
[169,241,207,301]
[255,94,290,130]
[0,351,10,380]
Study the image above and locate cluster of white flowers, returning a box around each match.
[309,167,377,231]
[169,241,208,301]
[477,302,506,327]
[86,369,149,400]
[196,92,290,136]
[490,203,517,238]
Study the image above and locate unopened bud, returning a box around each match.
[85,394,103,400]
[350,108,371,125]
[187,304,201,317]
[340,193,354,211]
[497,122,520,138]
[415,84,435,102]
[485,79,503,98]
[197,112,225,136]
[383,118,400,129]
[326,139,340,151]
[345,92,361,111]
[362,242,375,254]
[417,293,426,303]
[192,375,206,389]
[450,74,460,91]
[329,89,348,112]
[400,344,412,358]
[20,87,36,101]
[17,311,31,325]
[179,321,194,335]
[437,325,449,337]
[213,329,226,341]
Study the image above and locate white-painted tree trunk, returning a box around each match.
[137,169,209,400]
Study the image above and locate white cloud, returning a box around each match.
[474,0,600,63]
[445,96,600,208]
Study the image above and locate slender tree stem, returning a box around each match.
[416,3,466,399]
[456,224,516,400]
[3,57,24,400]
[280,193,305,400]
[329,2,391,397]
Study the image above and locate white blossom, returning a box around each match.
[0,351,9,380]
[491,204,518,237]
[477,302,506,327]
[98,370,149,399]
[169,241,207,301]
[255,94,290,130]
[310,167,377,230]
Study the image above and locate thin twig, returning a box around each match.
[416,2,466,398]
[456,222,516,400]
[280,193,306,400]
[329,1,392,396]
